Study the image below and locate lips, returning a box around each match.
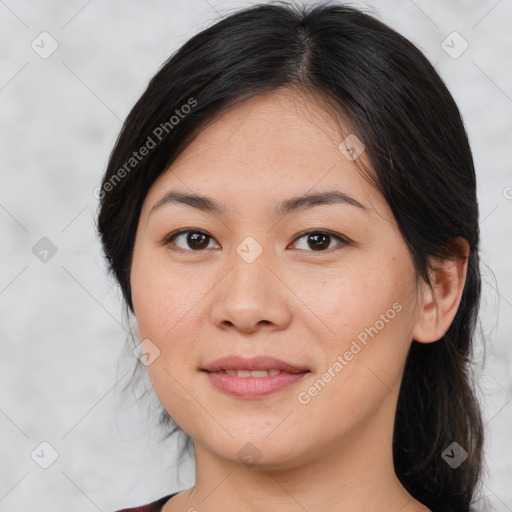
[202,355,310,375]
[220,369,281,377]
[202,356,310,397]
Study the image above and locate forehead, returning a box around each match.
[142,88,387,219]
[174,88,355,166]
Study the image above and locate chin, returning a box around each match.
[200,431,310,470]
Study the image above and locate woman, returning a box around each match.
[97,2,484,511]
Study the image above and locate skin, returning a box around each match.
[130,87,468,512]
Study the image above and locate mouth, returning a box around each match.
[208,369,288,377]
[201,355,310,374]
[201,355,310,397]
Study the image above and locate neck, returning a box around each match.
[178,397,428,512]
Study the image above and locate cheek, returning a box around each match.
[295,304,412,442]
[304,256,417,399]
[131,247,201,340]
[307,256,414,342]
[130,250,206,429]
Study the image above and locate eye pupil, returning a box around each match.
[188,232,209,250]
[308,233,330,251]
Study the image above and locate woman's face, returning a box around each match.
[130,88,426,469]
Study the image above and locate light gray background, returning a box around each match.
[0,0,511,511]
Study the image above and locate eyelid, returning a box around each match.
[288,230,350,255]
[161,228,218,249]
[162,228,350,252]
[290,229,350,248]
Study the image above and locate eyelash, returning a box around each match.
[162,229,350,254]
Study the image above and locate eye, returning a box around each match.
[162,229,349,253]
[290,230,348,252]
[164,229,220,252]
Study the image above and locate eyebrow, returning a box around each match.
[149,189,367,217]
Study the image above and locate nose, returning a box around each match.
[209,250,292,334]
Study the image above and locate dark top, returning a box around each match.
[115,493,177,512]
[115,493,456,512]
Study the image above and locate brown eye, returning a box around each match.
[292,231,348,252]
[166,230,219,251]
[307,233,330,251]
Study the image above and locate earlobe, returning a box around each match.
[412,238,470,344]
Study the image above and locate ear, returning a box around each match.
[412,238,470,344]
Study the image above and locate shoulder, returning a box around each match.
[114,493,176,512]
